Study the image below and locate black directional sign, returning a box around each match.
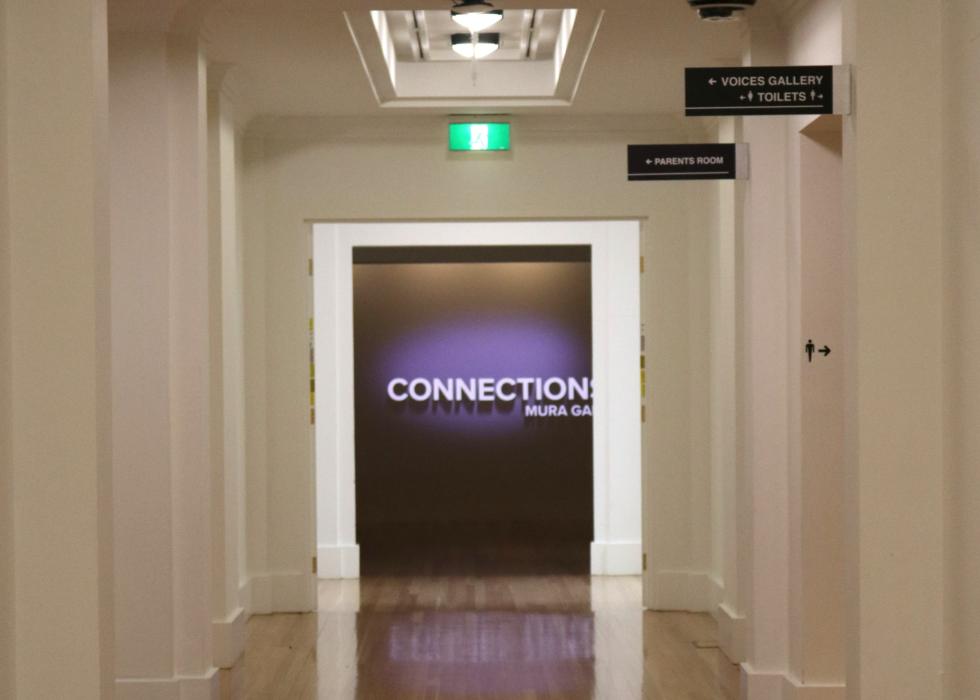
[686,66,844,116]
[628,143,746,181]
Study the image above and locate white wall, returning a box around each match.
[0,2,14,695]
[5,1,115,697]
[242,115,719,612]
[312,220,642,579]
[785,0,842,66]
[943,2,980,697]
[842,0,944,698]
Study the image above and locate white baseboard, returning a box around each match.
[741,665,845,700]
[317,543,360,579]
[648,570,713,612]
[781,675,846,700]
[708,574,724,609]
[241,575,268,615]
[212,607,246,668]
[590,540,642,575]
[115,668,220,700]
[741,665,785,700]
[240,572,316,615]
[238,579,253,617]
[716,601,747,663]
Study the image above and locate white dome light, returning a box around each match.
[451,32,500,59]
[451,8,503,32]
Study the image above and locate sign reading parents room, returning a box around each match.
[352,244,594,564]
[627,143,747,181]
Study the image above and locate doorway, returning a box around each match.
[312,221,642,578]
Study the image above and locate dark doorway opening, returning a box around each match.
[352,245,594,576]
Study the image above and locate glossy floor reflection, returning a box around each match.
[220,575,739,699]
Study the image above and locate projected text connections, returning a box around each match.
[387,376,594,418]
[685,65,851,116]
[628,143,747,181]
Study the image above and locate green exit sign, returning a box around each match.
[448,122,511,151]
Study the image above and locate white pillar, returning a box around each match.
[737,14,792,699]
[785,118,846,696]
[109,30,218,699]
[713,118,747,663]
[208,68,247,668]
[242,135,272,614]
[841,1,944,698]
[3,1,114,697]
[644,179,715,611]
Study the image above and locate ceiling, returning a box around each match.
[149,0,789,121]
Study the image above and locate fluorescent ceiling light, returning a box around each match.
[451,8,503,32]
[451,32,500,59]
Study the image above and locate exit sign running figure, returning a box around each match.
[448,123,511,151]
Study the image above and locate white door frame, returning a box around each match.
[312,220,642,577]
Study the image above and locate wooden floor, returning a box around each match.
[219,575,739,699]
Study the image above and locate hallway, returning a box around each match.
[220,577,739,699]
[4,1,980,698]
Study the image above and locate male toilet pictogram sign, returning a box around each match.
[805,339,832,363]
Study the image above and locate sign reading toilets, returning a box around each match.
[352,245,593,531]
[685,65,852,116]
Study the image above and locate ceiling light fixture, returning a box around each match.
[451,0,503,32]
[451,32,500,59]
[687,1,756,22]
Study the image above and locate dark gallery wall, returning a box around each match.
[352,245,593,574]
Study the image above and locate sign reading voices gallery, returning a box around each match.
[685,65,851,116]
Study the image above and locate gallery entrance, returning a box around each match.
[313,220,642,579]
[351,244,595,576]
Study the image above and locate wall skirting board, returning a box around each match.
[240,572,316,616]
[741,665,846,700]
[708,575,724,609]
[212,607,246,669]
[649,570,714,612]
[590,540,642,575]
[115,669,220,700]
[715,601,747,663]
[781,677,846,700]
[317,544,360,579]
